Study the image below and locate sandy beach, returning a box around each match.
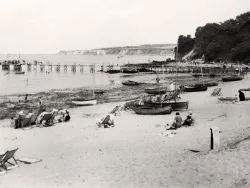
[0,74,250,187]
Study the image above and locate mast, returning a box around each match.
[92,63,95,99]
[162,65,164,88]
[201,66,204,85]
[175,43,178,92]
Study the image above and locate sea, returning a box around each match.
[0,54,173,96]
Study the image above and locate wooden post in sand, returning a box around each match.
[210,127,220,150]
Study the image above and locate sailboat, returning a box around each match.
[72,64,97,106]
[144,45,189,110]
[184,66,208,92]
[222,63,243,82]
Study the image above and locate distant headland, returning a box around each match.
[57,44,176,56]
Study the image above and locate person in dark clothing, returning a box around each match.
[238,90,245,101]
[182,115,193,127]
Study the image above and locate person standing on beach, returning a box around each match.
[25,94,28,101]
[38,97,43,106]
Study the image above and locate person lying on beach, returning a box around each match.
[166,112,183,130]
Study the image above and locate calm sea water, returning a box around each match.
[0,54,173,95]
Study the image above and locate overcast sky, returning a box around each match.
[0,0,249,54]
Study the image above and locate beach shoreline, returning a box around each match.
[1,76,250,187]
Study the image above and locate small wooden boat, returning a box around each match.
[104,70,120,74]
[94,90,105,94]
[72,98,97,106]
[218,97,237,101]
[204,82,218,87]
[194,82,218,87]
[145,88,167,95]
[15,71,25,74]
[240,88,250,91]
[144,101,189,111]
[222,75,243,82]
[184,85,207,92]
[131,105,172,115]
[122,80,140,86]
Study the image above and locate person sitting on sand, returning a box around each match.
[64,110,70,122]
[166,112,183,130]
[238,90,245,101]
[103,114,115,128]
[96,114,115,128]
[58,108,70,122]
[182,115,193,127]
[36,109,48,124]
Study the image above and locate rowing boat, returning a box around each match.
[72,98,97,106]
[131,105,172,115]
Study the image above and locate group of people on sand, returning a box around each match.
[166,111,195,130]
[12,97,71,129]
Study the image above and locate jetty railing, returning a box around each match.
[0,63,247,75]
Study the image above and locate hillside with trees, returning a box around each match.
[178,11,250,63]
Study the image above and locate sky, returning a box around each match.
[0,0,249,54]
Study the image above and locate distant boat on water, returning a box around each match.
[15,71,25,75]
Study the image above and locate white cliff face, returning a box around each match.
[57,44,176,55]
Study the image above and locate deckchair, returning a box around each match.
[0,148,19,171]
[30,108,44,125]
[110,105,121,116]
[21,117,31,128]
[101,115,112,128]
[40,113,53,126]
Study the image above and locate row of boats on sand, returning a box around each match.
[70,73,245,115]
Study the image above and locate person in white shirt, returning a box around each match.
[169,81,175,92]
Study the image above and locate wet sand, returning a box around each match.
[0,74,250,187]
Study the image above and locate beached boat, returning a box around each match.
[94,90,105,94]
[184,85,208,92]
[131,105,172,115]
[218,97,250,101]
[144,101,189,111]
[145,88,167,95]
[240,88,250,91]
[218,97,237,101]
[194,82,218,87]
[72,98,97,106]
[204,82,218,87]
[122,80,140,86]
[15,71,25,74]
[222,75,243,82]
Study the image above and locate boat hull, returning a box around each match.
[222,76,243,82]
[72,99,97,106]
[131,105,172,115]
[218,97,236,101]
[145,88,167,95]
[15,71,25,74]
[144,101,189,111]
[122,81,140,86]
[184,86,207,92]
